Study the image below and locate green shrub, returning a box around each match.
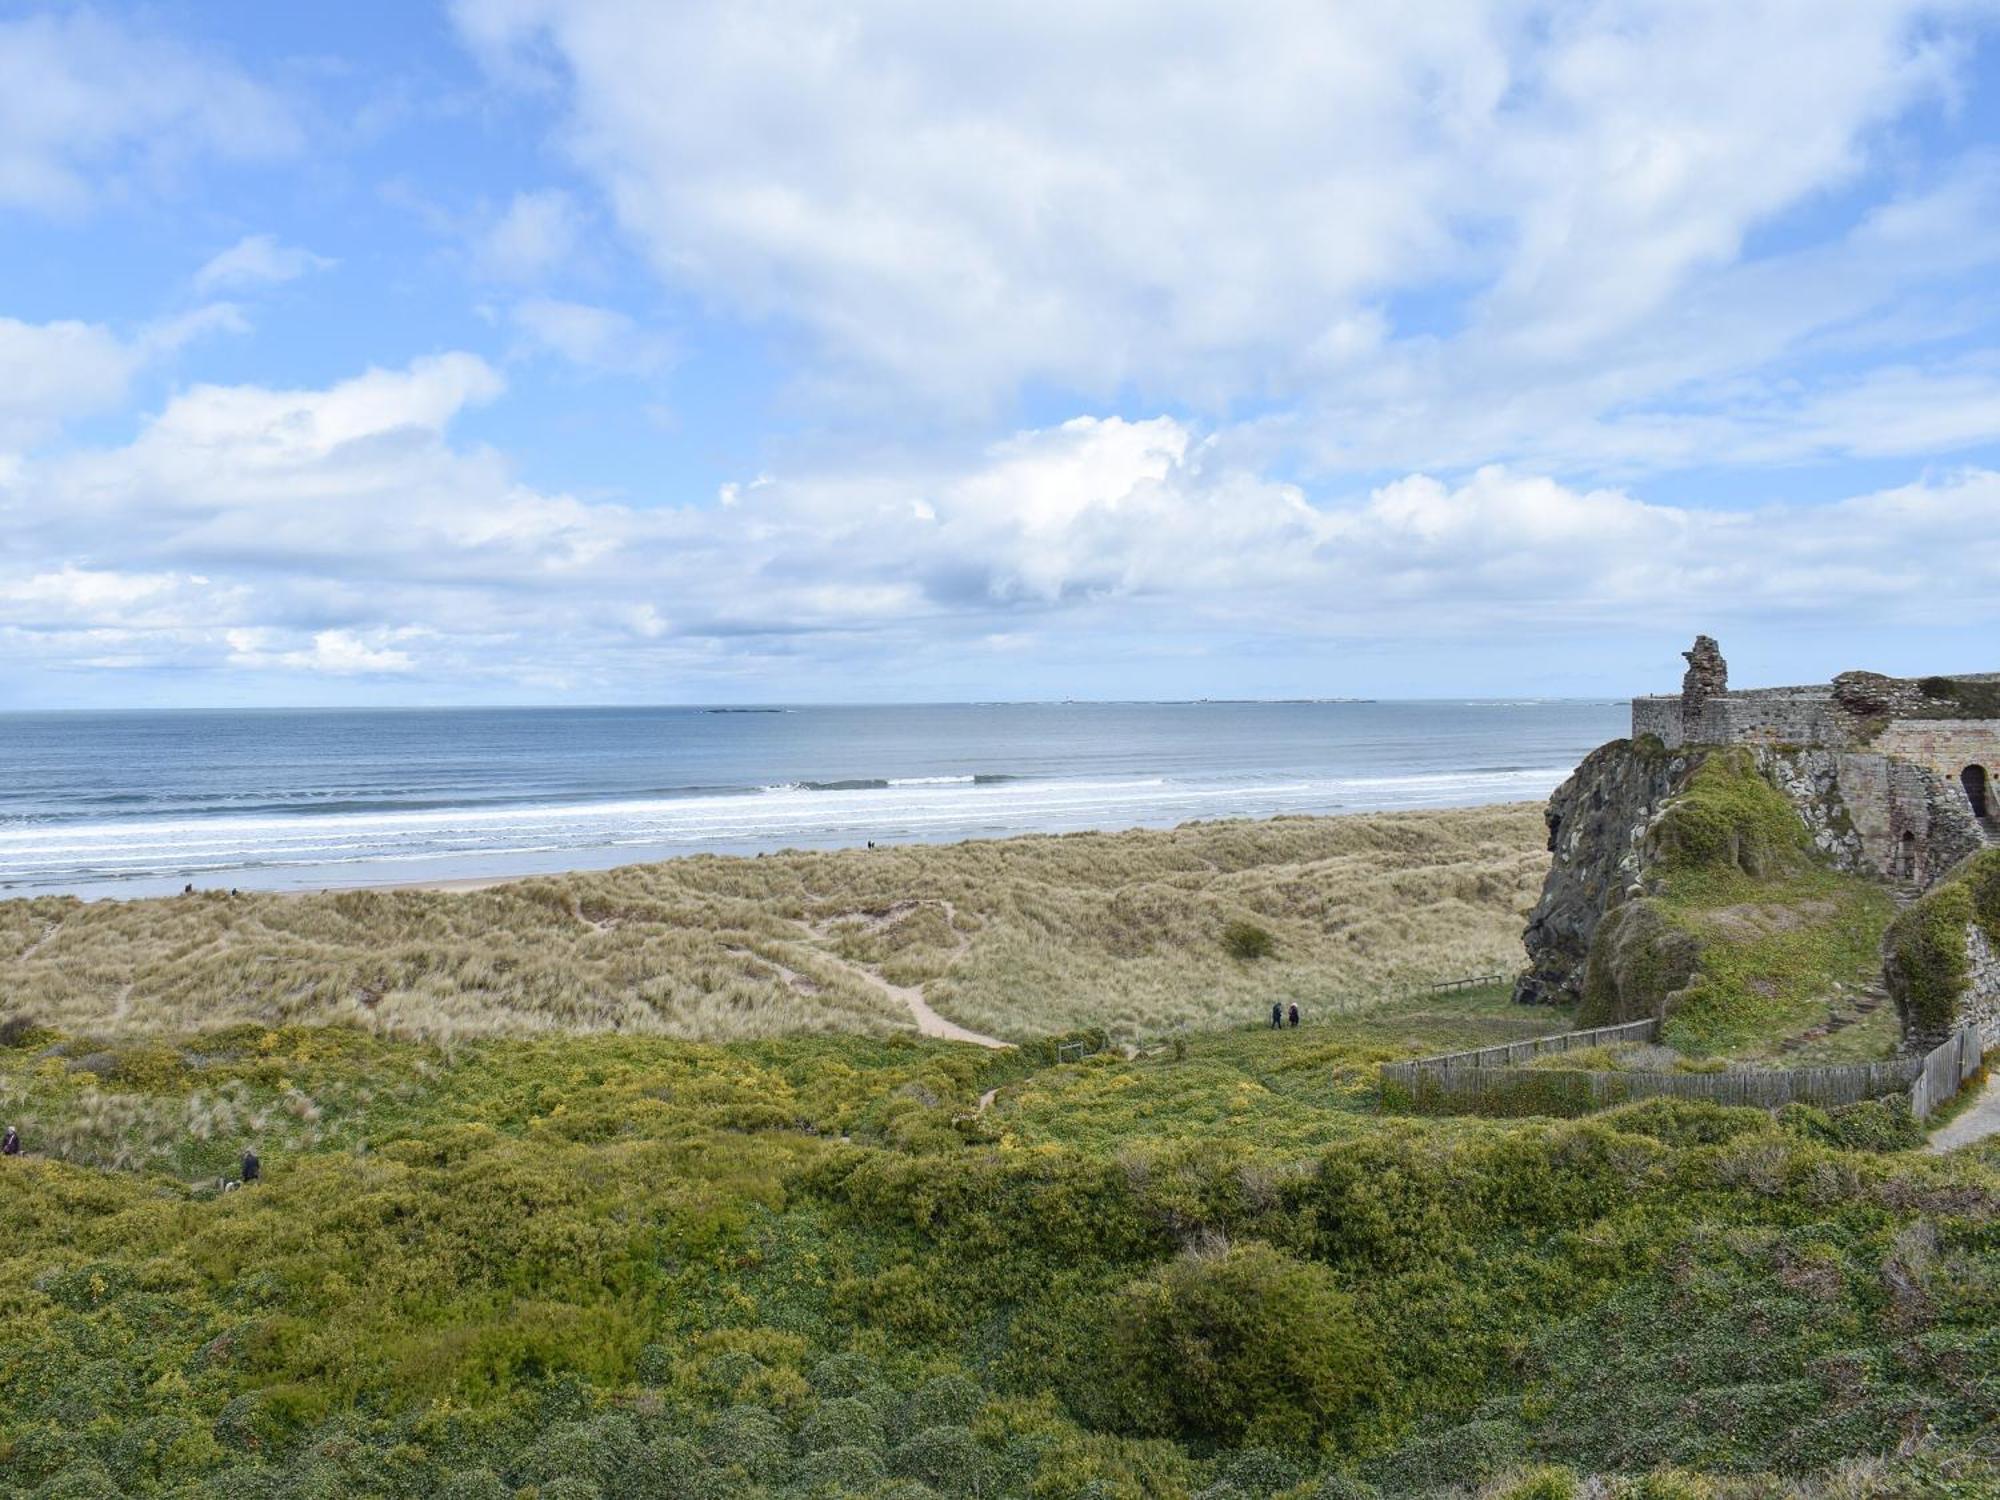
[1367,1419,1528,1493]
[1088,1240,1381,1450]
[1221,921,1275,962]
[1778,1097,1923,1153]
[1490,1465,1582,1500]
[801,1395,886,1453]
[892,1425,991,1496]
[437,1470,510,1500]
[797,1443,889,1492]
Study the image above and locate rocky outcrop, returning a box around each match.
[1577,898,1702,1024]
[1513,738,1690,1007]
[1753,747,1867,872]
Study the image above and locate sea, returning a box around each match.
[0,700,1628,899]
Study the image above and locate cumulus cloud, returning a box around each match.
[225,628,418,676]
[6,352,1999,690]
[452,0,1984,433]
[0,9,300,214]
[193,234,334,292]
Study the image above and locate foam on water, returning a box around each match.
[0,701,1624,897]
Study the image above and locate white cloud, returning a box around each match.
[0,316,144,450]
[475,189,585,282]
[225,628,417,676]
[8,352,1999,688]
[0,9,301,214]
[194,234,335,292]
[453,0,1981,422]
[511,297,671,374]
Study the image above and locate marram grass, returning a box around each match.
[0,805,1550,1045]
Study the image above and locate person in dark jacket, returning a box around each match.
[1288,1002,1300,1029]
[2,1125,19,1156]
[1270,1002,1283,1030]
[240,1148,260,1184]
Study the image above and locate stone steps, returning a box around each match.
[1773,985,1889,1054]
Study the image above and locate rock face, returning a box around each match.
[1513,738,1688,1007]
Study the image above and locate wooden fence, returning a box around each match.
[1423,973,1509,995]
[1380,1016,1988,1121]
[1908,1023,1989,1120]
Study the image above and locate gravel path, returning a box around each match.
[1928,1075,2000,1153]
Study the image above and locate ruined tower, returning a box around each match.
[1678,634,1727,742]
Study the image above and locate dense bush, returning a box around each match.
[1884,849,2000,1037]
[0,1014,1993,1498]
[1087,1239,1381,1449]
[1221,920,1275,962]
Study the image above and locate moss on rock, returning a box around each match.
[1578,900,1701,1027]
[1884,848,2000,1044]
[1647,748,1811,880]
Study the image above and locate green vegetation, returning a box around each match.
[0,992,1995,1499]
[1914,676,2000,720]
[0,799,1992,1498]
[1221,920,1276,962]
[1884,849,2000,1039]
[1578,752,1896,1059]
[0,807,1549,1047]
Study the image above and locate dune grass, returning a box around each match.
[0,804,1549,1045]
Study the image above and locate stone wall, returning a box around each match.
[1873,720,2000,789]
[1756,748,1986,888]
[1967,923,2000,1044]
[1630,696,1680,745]
[1700,689,1855,747]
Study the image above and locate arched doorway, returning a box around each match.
[1965,764,1993,819]
[1900,830,1918,879]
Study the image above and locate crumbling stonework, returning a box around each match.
[1627,638,1999,888]
[1520,638,2000,1038]
[1680,634,1728,732]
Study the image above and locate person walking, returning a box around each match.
[1288,1002,1301,1029]
[2,1125,18,1156]
[1269,1002,1283,1030]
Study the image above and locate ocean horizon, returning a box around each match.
[0,699,1627,899]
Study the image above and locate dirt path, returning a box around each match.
[1928,1075,2000,1153]
[792,905,1010,1050]
[849,962,1010,1049]
[17,920,64,961]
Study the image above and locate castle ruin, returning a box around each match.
[1630,640,2000,889]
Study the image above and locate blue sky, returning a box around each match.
[4,0,2000,707]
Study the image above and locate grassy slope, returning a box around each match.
[1,995,1995,1500]
[1581,751,1898,1061]
[0,805,1548,1046]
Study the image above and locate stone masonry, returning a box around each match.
[1630,638,2000,888]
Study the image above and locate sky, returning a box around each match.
[4,1,2000,707]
